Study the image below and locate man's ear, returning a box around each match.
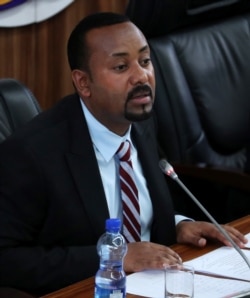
[71,69,91,97]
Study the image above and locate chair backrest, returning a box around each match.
[149,10,250,171]
[126,0,250,38]
[0,78,41,143]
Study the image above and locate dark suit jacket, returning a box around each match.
[0,93,176,295]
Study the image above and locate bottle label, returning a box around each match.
[94,286,126,298]
[110,290,124,298]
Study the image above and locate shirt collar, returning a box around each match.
[80,98,132,162]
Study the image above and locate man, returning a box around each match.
[0,12,247,296]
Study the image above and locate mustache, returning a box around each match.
[127,85,153,101]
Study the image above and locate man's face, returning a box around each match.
[77,21,155,136]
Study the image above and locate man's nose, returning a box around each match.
[129,65,148,85]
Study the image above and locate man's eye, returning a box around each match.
[114,64,127,71]
[141,58,151,66]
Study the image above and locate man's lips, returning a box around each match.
[129,94,152,105]
[127,85,153,105]
[129,91,152,104]
[131,91,150,98]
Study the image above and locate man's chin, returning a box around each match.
[125,110,152,122]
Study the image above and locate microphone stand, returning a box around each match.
[159,159,250,269]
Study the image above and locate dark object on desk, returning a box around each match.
[0,287,36,298]
[143,2,250,222]
[0,78,41,143]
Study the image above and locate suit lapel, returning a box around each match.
[132,118,176,245]
[61,97,175,244]
[64,96,109,237]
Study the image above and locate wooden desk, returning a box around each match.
[41,215,250,298]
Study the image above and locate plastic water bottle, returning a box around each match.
[94,218,128,298]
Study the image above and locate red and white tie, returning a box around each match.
[116,140,141,242]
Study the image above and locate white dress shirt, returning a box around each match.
[80,99,189,241]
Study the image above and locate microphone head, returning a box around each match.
[159,159,178,180]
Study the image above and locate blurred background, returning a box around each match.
[0,0,128,110]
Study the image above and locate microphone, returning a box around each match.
[159,159,250,269]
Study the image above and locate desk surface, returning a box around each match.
[41,215,250,298]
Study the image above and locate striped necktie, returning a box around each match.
[116,140,141,242]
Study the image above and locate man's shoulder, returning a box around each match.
[0,93,81,148]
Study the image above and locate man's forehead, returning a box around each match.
[86,22,147,54]
[110,45,149,58]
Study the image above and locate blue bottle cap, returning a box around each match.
[105,218,121,232]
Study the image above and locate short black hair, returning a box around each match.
[67,12,130,72]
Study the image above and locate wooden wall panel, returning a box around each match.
[0,26,36,96]
[0,0,128,110]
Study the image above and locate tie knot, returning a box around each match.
[116,140,131,162]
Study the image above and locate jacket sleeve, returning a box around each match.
[0,137,99,296]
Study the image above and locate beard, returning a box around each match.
[125,104,153,122]
[125,84,154,122]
